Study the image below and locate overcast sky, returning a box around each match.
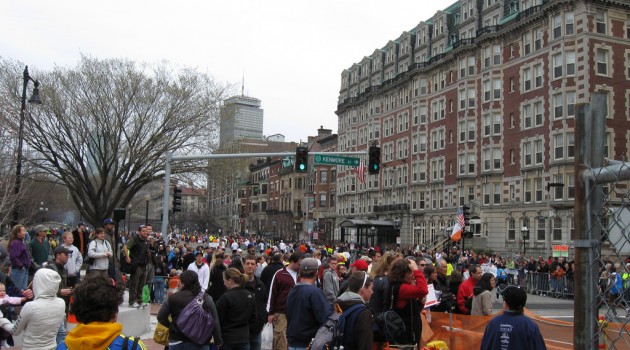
[2,0,455,143]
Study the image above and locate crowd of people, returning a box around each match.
[0,219,557,350]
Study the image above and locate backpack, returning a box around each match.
[309,303,366,350]
[176,292,215,344]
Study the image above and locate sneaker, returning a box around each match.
[131,302,142,308]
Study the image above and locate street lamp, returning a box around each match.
[521,226,529,258]
[144,194,151,225]
[12,66,42,226]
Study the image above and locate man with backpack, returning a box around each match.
[285,258,332,350]
[322,253,340,305]
[336,271,374,350]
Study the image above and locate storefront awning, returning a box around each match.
[338,219,395,228]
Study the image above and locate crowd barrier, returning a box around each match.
[514,271,575,299]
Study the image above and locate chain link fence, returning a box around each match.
[575,93,630,349]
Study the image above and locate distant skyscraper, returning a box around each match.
[219,95,264,146]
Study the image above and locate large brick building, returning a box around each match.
[336,0,630,256]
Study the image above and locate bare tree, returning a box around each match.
[0,55,234,229]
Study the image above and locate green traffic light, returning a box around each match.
[299,164,306,171]
[373,164,378,170]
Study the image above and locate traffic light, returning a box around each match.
[462,205,471,226]
[172,186,182,213]
[295,146,308,173]
[368,145,381,174]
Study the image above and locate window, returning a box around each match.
[553,15,562,39]
[468,121,475,140]
[483,149,491,171]
[552,217,562,241]
[566,51,575,75]
[468,88,476,108]
[483,183,490,204]
[493,114,501,134]
[523,67,532,91]
[596,48,609,75]
[468,56,475,75]
[534,101,543,126]
[567,132,575,157]
[523,104,532,129]
[483,114,491,136]
[554,134,564,160]
[493,45,501,65]
[534,64,543,88]
[553,53,563,78]
[493,148,501,170]
[493,79,501,99]
[523,33,532,55]
[484,46,491,68]
[565,12,574,35]
[537,217,546,241]
[320,170,328,184]
[523,141,532,166]
[524,179,532,203]
[596,10,607,34]
[319,193,327,208]
[483,80,491,101]
[508,218,516,240]
[567,92,576,117]
[493,183,501,204]
[553,93,563,119]
[534,28,543,50]
[535,178,543,202]
[535,139,543,164]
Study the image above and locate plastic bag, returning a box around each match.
[261,323,273,350]
[142,284,151,304]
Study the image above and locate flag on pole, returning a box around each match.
[451,206,465,241]
[356,161,366,184]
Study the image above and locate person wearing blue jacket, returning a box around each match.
[480,285,547,350]
[285,258,332,350]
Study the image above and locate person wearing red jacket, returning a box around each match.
[457,264,483,314]
[387,258,429,347]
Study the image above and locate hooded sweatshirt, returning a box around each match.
[12,268,65,350]
[336,291,373,350]
[57,323,147,350]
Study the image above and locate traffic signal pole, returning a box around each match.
[160,150,367,235]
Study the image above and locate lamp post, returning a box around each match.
[127,204,133,233]
[12,66,42,226]
[144,194,151,225]
[521,226,529,258]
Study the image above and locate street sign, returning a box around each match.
[313,154,360,166]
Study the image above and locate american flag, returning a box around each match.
[356,161,366,184]
[451,206,465,241]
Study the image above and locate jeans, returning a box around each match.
[128,264,147,305]
[222,344,250,350]
[10,267,28,292]
[170,343,209,350]
[250,332,261,350]
[56,320,67,344]
[153,276,166,303]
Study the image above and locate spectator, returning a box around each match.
[216,268,256,350]
[29,225,52,266]
[60,231,83,287]
[207,252,228,302]
[260,253,284,295]
[187,251,210,293]
[471,272,495,316]
[457,264,482,314]
[71,222,89,258]
[87,228,113,279]
[244,255,268,350]
[8,269,65,350]
[285,258,332,349]
[123,225,150,307]
[322,253,340,305]
[57,274,147,350]
[44,246,74,344]
[267,252,303,350]
[336,271,373,350]
[158,270,222,349]
[387,258,428,348]
[480,285,547,350]
[8,225,31,291]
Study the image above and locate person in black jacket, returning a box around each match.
[336,271,374,350]
[207,252,227,302]
[244,255,267,350]
[216,268,256,350]
[157,270,222,349]
[260,253,284,295]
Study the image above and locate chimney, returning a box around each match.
[318,125,332,138]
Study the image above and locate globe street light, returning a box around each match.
[12,66,42,226]
[144,194,151,225]
[521,226,529,258]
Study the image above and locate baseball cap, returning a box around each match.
[247,243,255,249]
[360,255,372,262]
[33,224,49,232]
[350,259,369,271]
[195,251,204,256]
[103,218,115,225]
[498,284,527,310]
[54,246,71,255]
[236,248,243,253]
[300,258,319,271]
